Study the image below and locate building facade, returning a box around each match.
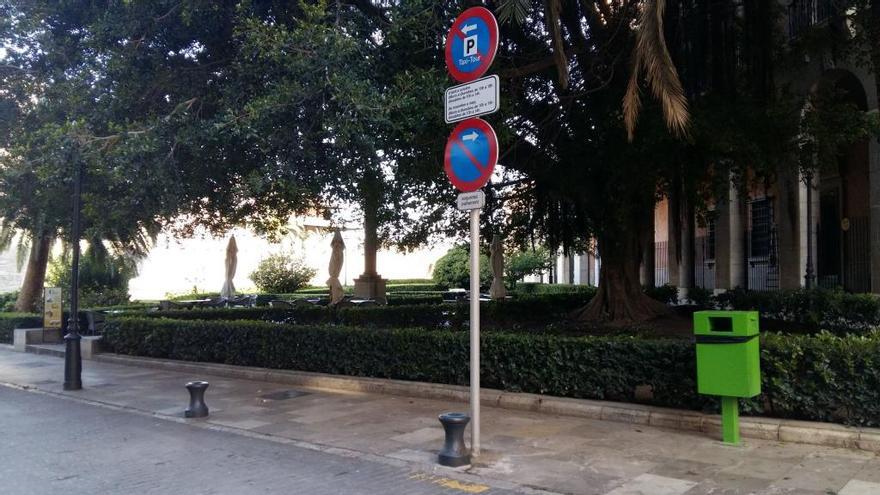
[549,3,880,295]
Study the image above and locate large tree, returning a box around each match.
[0,1,325,310]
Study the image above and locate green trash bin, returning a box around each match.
[693,310,761,444]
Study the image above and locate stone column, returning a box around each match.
[353,178,386,302]
[576,253,589,285]
[717,180,747,290]
[870,139,880,293]
[729,191,747,289]
[678,198,695,301]
[640,209,656,288]
[715,182,733,290]
[666,196,681,287]
[776,168,806,289]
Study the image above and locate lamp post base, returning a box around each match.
[63,332,82,391]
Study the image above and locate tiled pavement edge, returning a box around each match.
[77,348,880,454]
[2,346,880,494]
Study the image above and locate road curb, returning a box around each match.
[92,352,880,454]
[0,379,559,495]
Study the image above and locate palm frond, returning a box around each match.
[15,233,31,272]
[624,0,690,141]
[0,220,17,252]
[497,0,531,25]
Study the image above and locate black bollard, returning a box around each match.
[438,412,471,467]
[185,381,210,418]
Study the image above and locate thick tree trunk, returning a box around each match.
[14,233,52,313]
[574,219,669,324]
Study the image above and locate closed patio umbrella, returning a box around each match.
[327,230,345,305]
[220,235,238,299]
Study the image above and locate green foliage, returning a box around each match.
[686,287,715,309]
[432,245,491,289]
[0,292,18,313]
[505,248,553,286]
[104,317,880,426]
[715,288,880,335]
[134,293,593,329]
[514,284,597,296]
[249,254,317,294]
[387,294,445,306]
[166,291,221,301]
[643,284,680,305]
[45,247,135,307]
[0,313,42,344]
[385,283,442,292]
[798,85,880,176]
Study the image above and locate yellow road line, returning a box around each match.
[409,473,490,494]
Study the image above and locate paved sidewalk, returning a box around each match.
[1,347,879,495]
[0,386,516,495]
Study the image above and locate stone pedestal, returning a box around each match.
[81,336,103,360]
[42,328,62,343]
[354,275,386,303]
[13,328,43,352]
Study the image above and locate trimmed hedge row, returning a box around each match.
[133,294,592,329]
[103,317,880,426]
[168,283,442,302]
[513,283,597,295]
[714,288,880,334]
[0,313,42,344]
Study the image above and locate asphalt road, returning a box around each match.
[0,386,515,495]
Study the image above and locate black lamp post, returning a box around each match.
[63,157,83,391]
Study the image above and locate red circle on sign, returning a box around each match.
[444,118,498,193]
[445,7,499,83]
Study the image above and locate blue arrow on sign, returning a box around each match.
[444,118,498,192]
[450,127,489,182]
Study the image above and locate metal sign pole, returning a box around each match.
[469,207,481,456]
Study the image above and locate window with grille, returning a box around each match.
[750,199,773,258]
[706,216,716,261]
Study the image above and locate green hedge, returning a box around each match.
[103,317,880,426]
[514,283,597,296]
[0,313,43,344]
[132,294,591,329]
[715,288,880,334]
[387,294,445,306]
[385,283,442,292]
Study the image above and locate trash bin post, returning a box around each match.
[721,396,740,445]
[694,311,761,446]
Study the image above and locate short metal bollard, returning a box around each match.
[438,412,471,467]
[185,381,210,418]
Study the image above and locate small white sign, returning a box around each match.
[457,191,486,211]
[445,75,499,124]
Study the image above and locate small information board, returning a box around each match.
[445,75,499,124]
[43,287,62,330]
[457,191,486,211]
[443,75,500,124]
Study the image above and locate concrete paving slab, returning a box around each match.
[1,348,878,495]
[839,479,880,495]
[605,473,697,495]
